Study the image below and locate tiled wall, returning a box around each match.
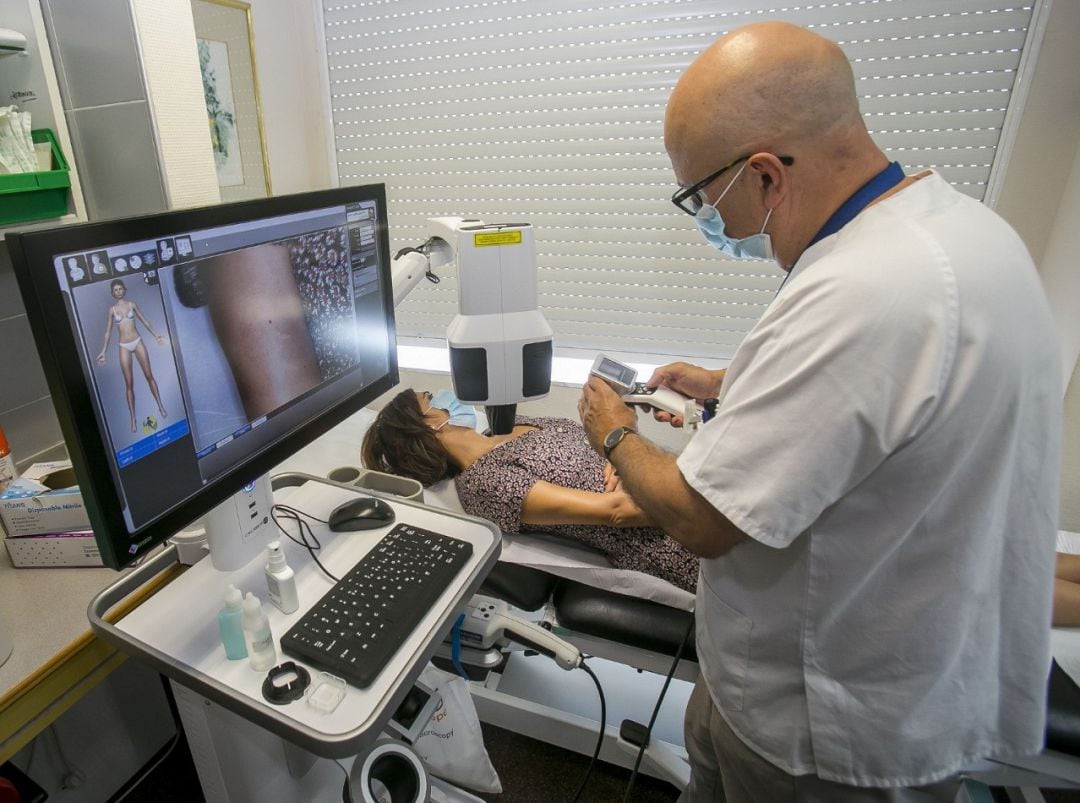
[40,0,167,220]
[0,241,65,469]
[0,0,171,469]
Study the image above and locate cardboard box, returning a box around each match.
[4,530,103,568]
[0,461,90,537]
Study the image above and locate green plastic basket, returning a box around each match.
[0,129,72,226]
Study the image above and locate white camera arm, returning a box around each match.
[390,217,466,307]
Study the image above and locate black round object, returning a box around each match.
[261,661,311,705]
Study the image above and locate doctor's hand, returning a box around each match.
[603,461,621,492]
[646,362,726,427]
[578,376,637,455]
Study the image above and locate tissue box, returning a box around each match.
[4,530,103,568]
[0,461,89,537]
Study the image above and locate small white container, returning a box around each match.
[264,540,299,614]
[241,592,276,671]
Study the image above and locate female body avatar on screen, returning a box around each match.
[96,278,168,433]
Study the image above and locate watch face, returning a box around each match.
[604,426,631,451]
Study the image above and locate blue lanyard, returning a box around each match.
[806,161,905,248]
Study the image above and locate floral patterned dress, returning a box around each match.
[454,416,698,592]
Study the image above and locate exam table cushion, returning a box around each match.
[478,562,558,611]
[553,581,697,662]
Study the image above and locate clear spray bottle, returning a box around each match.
[264,540,299,614]
[241,592,276,671]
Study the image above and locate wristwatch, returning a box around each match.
[602,426,636,460]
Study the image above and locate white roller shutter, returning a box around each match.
[320,0,1039,360]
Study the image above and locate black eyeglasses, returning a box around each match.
[671,154,794,216]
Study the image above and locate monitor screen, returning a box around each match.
[8,184,398,569]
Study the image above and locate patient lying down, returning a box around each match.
[362,389,698,592]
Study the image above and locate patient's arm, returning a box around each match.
[1056,553,1080,583]
[1054,579,1080,627]
[1054,553,1080,627]
[521,481,653,528]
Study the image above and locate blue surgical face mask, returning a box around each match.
[428,389,477,431]
[693,161,775,261]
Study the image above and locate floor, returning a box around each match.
[476,722,679,802]
[116,720,1080,803]
[117,720,680,802]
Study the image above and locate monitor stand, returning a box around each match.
[204,473,276,571]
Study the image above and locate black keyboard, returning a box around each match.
[280,522,473,688]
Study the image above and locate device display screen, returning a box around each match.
[592,357,636,389]
[10,186,398,567]
[53,203,388,534]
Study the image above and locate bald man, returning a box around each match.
[578,21,1061,802]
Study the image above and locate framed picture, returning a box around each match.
[191,0,272,200]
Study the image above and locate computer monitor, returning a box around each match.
[8,184,398,569]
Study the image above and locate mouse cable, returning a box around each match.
[270,503,328,547]
[570,658,607,803]
[622,615,696,803]
[270,503,339,583]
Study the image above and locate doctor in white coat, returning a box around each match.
[579,20,1062,803]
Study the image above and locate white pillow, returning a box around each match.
[425,478,465,514]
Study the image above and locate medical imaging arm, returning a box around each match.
[391,218,553,434]
[390,224,457,307]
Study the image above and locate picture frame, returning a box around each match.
[191,0,272,200]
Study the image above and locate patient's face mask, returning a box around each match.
[693,161,775,261]
[427,389,477,431]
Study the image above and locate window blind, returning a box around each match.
[321,0,1037,360]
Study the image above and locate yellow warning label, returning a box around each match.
[474,231,522,247]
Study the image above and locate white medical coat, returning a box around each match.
[677,172,1062,786]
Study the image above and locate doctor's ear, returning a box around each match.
[748,153,790,201]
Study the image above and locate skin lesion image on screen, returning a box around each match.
[159,226,364,452]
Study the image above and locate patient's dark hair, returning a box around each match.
[361,389,459,487]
